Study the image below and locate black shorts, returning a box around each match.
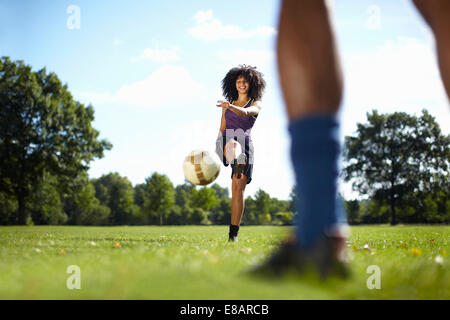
[215,135,254,184]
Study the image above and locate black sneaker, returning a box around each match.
[249,232,350,280]
[234,153,247,179]
[228,235,239,243]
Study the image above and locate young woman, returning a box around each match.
[215,65,266,242]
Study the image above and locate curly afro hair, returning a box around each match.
[221,64,266,102]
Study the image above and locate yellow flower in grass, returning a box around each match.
[59,249,66,255]
[114,242,121,248]
[411,248,422,256]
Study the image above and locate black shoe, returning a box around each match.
[249,233,350,280]
[229,225,239,243]
[234,153,247,179]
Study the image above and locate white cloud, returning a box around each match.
[132,47,180,63]
[189,10,276,41]
[193,10,213,24]
[79,65,205,109]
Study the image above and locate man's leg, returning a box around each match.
[278,0,346,249]
[250,0,349,278]
[278,0,343,120]
[413,0,450,101]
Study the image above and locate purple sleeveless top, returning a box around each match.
[223,99,257,139]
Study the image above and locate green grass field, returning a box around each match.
[0,225,448,300]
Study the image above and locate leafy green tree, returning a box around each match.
[29,172,67,225]
[254,188,271,221]
[399,190,449,223]
[269,198,289,216]
[272,211,294,225]
[180,207,194,225]
[427,191,449,223]
[76,187,110,226]
[343,109,449,225]
[191,187,218,211]
[210,183,229,199]
[63,172,110,225]
[0,57,112,224]
[242,196,258,225]
[210,198,232,225]
[345,200,361,225]
[142,172,175,225]
[174,183,195,209]
[0,191,17,225]
[134,183,146,208]
[359,199,390,224]
[186,207,209,225]
[166,205,183,225]
[240,189,272,225]
[258,213,272,225]
[132,183,148,224]
[92,173,137,225]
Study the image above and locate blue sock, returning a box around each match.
[288,114,347,249]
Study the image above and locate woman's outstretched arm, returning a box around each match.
[217,107,226,138]
[216,100,263,117]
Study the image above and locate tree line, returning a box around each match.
[0,170,295,225]
[342,109,449,224]
[1,57,448,225]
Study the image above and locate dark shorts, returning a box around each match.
[215,135,254,184]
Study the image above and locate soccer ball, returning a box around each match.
[183,149,221,186]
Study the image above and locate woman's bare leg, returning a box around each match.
[223,139,247,240]
[224,140,242,164]
[413,0,450,101]
[231,173,247,226]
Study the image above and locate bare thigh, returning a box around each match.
[232,172,247,192]
[224,139,242,163]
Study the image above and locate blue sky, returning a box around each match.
[1,0,448,200]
